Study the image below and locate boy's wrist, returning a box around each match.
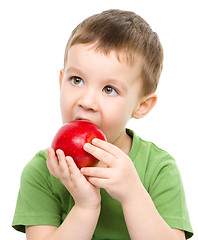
[120,183,146,208]
[74,204,101,219]
[75,203,101,212]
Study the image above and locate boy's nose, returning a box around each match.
[78,89,98,112]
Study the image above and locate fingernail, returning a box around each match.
[83,143,91,150]
[56,149,63,156]
[92,138,97,144]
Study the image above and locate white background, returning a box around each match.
[0,0,197,239]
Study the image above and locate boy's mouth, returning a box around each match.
[75,117,91,122]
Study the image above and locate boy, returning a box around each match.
[12,9,193,239]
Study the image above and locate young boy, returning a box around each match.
[12,9,193,239]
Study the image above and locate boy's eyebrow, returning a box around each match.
[66,66,84,76]
[66,66,128,92]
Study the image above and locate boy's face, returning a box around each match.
[59,44,143,146]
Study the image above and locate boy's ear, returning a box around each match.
[132,93,157,119]
[59,69,64,90]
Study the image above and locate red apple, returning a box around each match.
[51,120,107,168]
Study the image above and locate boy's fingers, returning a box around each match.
[81,167,110,179]
[56,149,70,177]
[87,176,107,189]
[66,156,81,175]
[47,147,59,175]
[83,142,115,167]
[92,138,124,159]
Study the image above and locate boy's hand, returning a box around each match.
[81,138,143,204]
[47,147,101,209]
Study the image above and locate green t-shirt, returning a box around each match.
[12,129,193,239]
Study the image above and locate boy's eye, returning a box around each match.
[71,76,84,86]
[103,86,118,95]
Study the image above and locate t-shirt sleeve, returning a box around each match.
[148,156,193,239]
[12,150,62,233]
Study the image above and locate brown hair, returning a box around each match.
[64,9,163,96]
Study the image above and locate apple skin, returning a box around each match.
[51,120,107,169]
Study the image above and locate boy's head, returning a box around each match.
[64,9,163,97]
[59,9,163,145]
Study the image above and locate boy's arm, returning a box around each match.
[26,205,100,240]
[82,139,185,240]
[25,148,101,240]
[121,187,185,240]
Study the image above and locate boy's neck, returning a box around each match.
[113,129,133,156]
